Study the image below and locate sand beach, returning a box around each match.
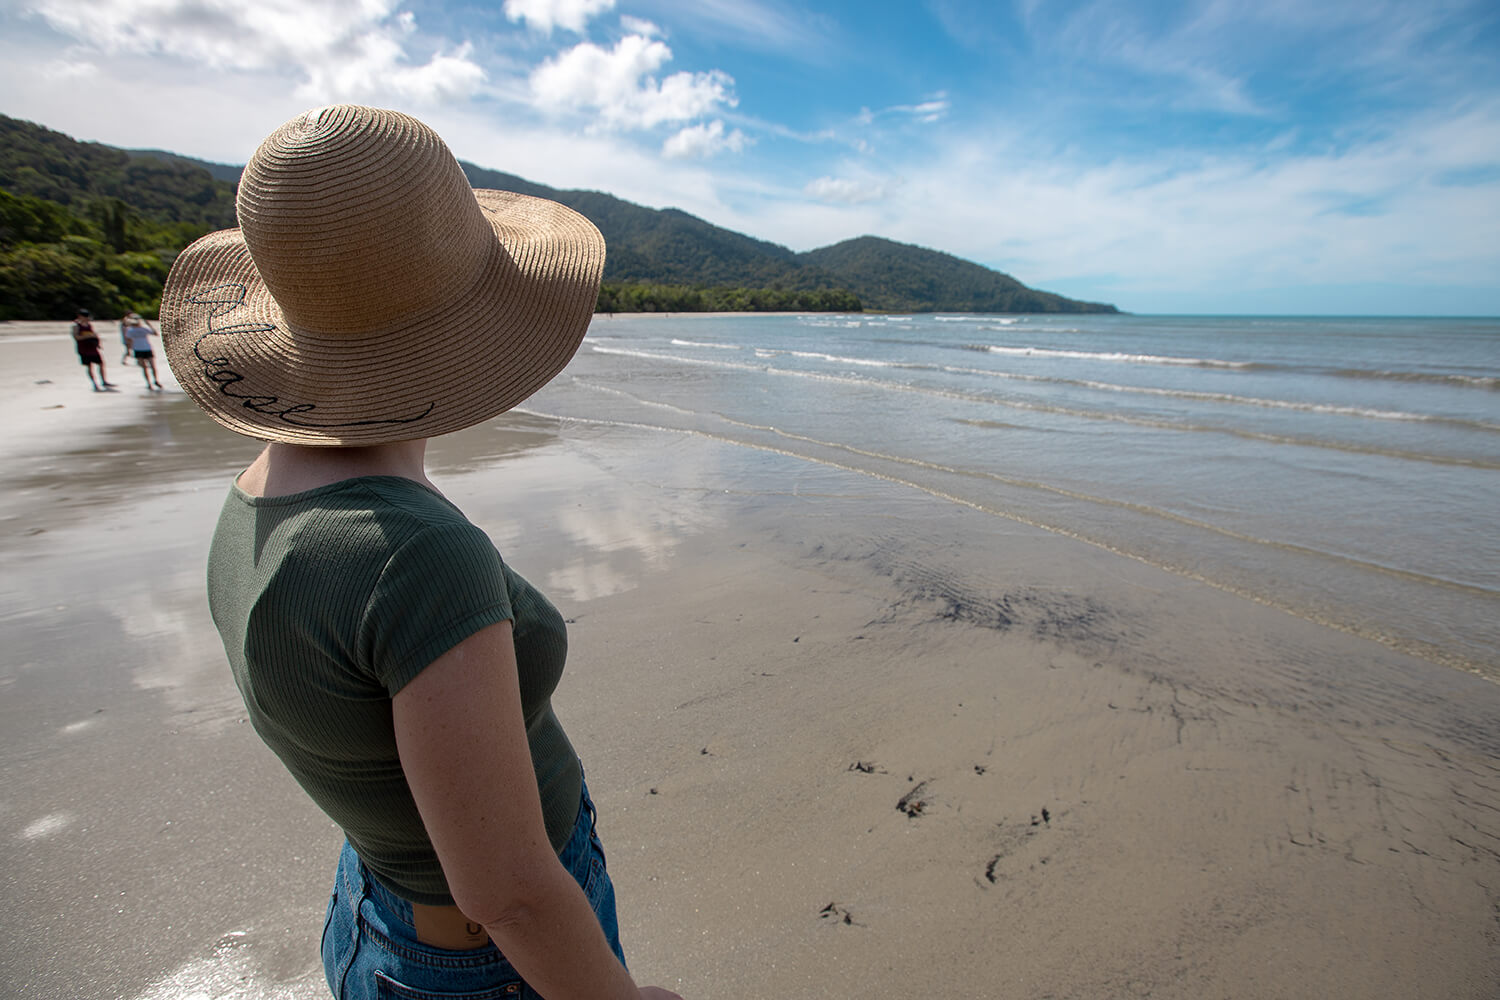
[2,320,1497,999]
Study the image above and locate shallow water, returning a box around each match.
[523,313,1500,678]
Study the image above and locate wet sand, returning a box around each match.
[2,322,1498,999]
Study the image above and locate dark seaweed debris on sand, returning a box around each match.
[804,538,1114,642]
[897,779,932,818]
[981,805,1061,886]
[911,586,1114,645]
[819,902,861,926]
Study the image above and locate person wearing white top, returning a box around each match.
[122,316,163,390]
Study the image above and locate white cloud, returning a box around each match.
[529,34,736,129]
[22,0,486,103]
[29,0,384,69]
[663,120,749,159]
[804,175,892,204]
[503,0,615,34]
[301,40,486,104]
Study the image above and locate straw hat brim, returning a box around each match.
[161,189,604,445]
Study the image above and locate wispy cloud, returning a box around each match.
[1042,0,1269,116]
[804,174,894,205]
[858,93,951,126]
[637,0,833,57]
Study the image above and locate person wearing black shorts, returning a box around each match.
[122,316,163,390]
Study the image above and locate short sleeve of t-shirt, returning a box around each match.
[357,521,514,695]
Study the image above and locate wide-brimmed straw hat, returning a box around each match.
[161,104,604,445]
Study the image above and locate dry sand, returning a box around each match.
[2,322,1497,999]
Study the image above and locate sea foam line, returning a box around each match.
[934,315,1022,324]
[670,338,742,350]
[968,343,1253,368]
[761,348,905,368]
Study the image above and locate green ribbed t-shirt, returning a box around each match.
[207,475,582,905]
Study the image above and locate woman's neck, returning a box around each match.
[237,439,433,498]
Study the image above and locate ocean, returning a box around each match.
[520,313,1500,679]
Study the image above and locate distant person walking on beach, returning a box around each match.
[70,309,114,390]
[120,312,139,362]
[161,105,683,1000]
[121,315,163,390]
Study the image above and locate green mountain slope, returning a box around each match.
[804,236,1114,313]
[0,116,236,227]
[459,162,831,289]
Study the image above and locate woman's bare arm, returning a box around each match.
[394,621,680,1000]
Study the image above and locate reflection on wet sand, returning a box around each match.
[438,420,727,603]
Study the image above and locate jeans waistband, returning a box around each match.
[338,779,597,935]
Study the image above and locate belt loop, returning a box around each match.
[334,843,367,998]
[580,770,597,829]
[344,847,371,929]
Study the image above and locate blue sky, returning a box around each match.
[2,0,1498,314]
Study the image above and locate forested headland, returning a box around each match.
[0,114,236,320]
[1,113,1118,320]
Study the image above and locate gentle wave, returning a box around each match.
[964,346,1498,389]
[967,343,1255,369]
[1071,379,1500,430]
[935,315,1022,324]
[972,351,1500,390]
[591,344,763,370]
[1328,367,1500,391]
[670,338,742,350]
[756,348,912,368]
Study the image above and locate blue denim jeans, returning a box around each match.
[322,783,625,999]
